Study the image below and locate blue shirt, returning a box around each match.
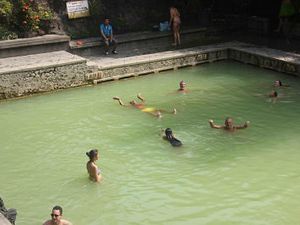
[100,24,113,37]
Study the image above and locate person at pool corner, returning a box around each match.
[86,149,102,182]
[43,205,72,225]
[113,93,176,118]
[208,117,250,131]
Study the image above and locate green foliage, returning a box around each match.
[0,0,55,38]
[0,0,13,17]
[13,0,54,33]
[0,26,18,40]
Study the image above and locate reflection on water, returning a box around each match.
[1,61,300,225]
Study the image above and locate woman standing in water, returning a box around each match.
[86,149,102,182]
[169,6,181,46]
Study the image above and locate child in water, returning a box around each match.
[161,128,182,147]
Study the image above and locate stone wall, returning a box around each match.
[0,62,92,99]
[88,49,228,83]
[229,49,299,76]
[1,42,300,101]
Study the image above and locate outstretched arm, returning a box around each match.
[208,119,223,129]
[137,93,145,102]
[235,121,250,129]
[113,96,125,106]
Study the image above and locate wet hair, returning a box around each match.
[86,149,98,161]
[165,128,173,140]
[276,80,282,86]
[179,80,186,86]
[225,117,232,123]
[165,128,182,147]
[52,205,63,215]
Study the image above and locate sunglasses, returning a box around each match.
[51,213,60,218]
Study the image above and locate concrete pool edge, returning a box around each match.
[0,42,300,100]
[88,42,300,84]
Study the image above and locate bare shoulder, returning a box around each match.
[42,220,51,225]
[62,219,73,225]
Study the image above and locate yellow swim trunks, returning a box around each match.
[141,107,156,112]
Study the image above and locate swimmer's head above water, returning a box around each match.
[224,117,234,129]
[274,80,282,87]
[130,100,137,105]
[179,80,186,91]
[164,128,182,147]
[86,149,99,162]
[165,128,173,139]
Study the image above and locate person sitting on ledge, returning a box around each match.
[100,17,118,55]
[43,205,72,225]
[113,93,176,118]
[208,117,250,131]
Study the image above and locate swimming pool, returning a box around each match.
[0,61,300,225]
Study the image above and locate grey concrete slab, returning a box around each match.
[0,51,86,75]
[69,28,207,49]
[86,42,236,69]
[0,214,12,225]
[0,35,70,49]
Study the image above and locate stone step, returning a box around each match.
[0,35,70,58]
[0,50,86,75]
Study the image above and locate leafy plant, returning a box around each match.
[13,0,54,34]
[0,0,13,17]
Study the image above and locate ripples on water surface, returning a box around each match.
[1,61,300,225]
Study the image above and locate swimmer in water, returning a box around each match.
[208,117,250,131]
[269,90,278,98]
[161,128,182,147]
[273,80,290,87]
[113,93,176,118]
[178,80,187,93]
[86,149,102,182]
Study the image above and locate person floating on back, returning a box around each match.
[161,128,182,147]
[100,17,118,55]
[208,117,250,131]
[113,93,176,118]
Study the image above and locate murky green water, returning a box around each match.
[1,61,300,225]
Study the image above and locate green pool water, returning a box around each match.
[1,61,300,225]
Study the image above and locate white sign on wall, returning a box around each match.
[66,0,90,19]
